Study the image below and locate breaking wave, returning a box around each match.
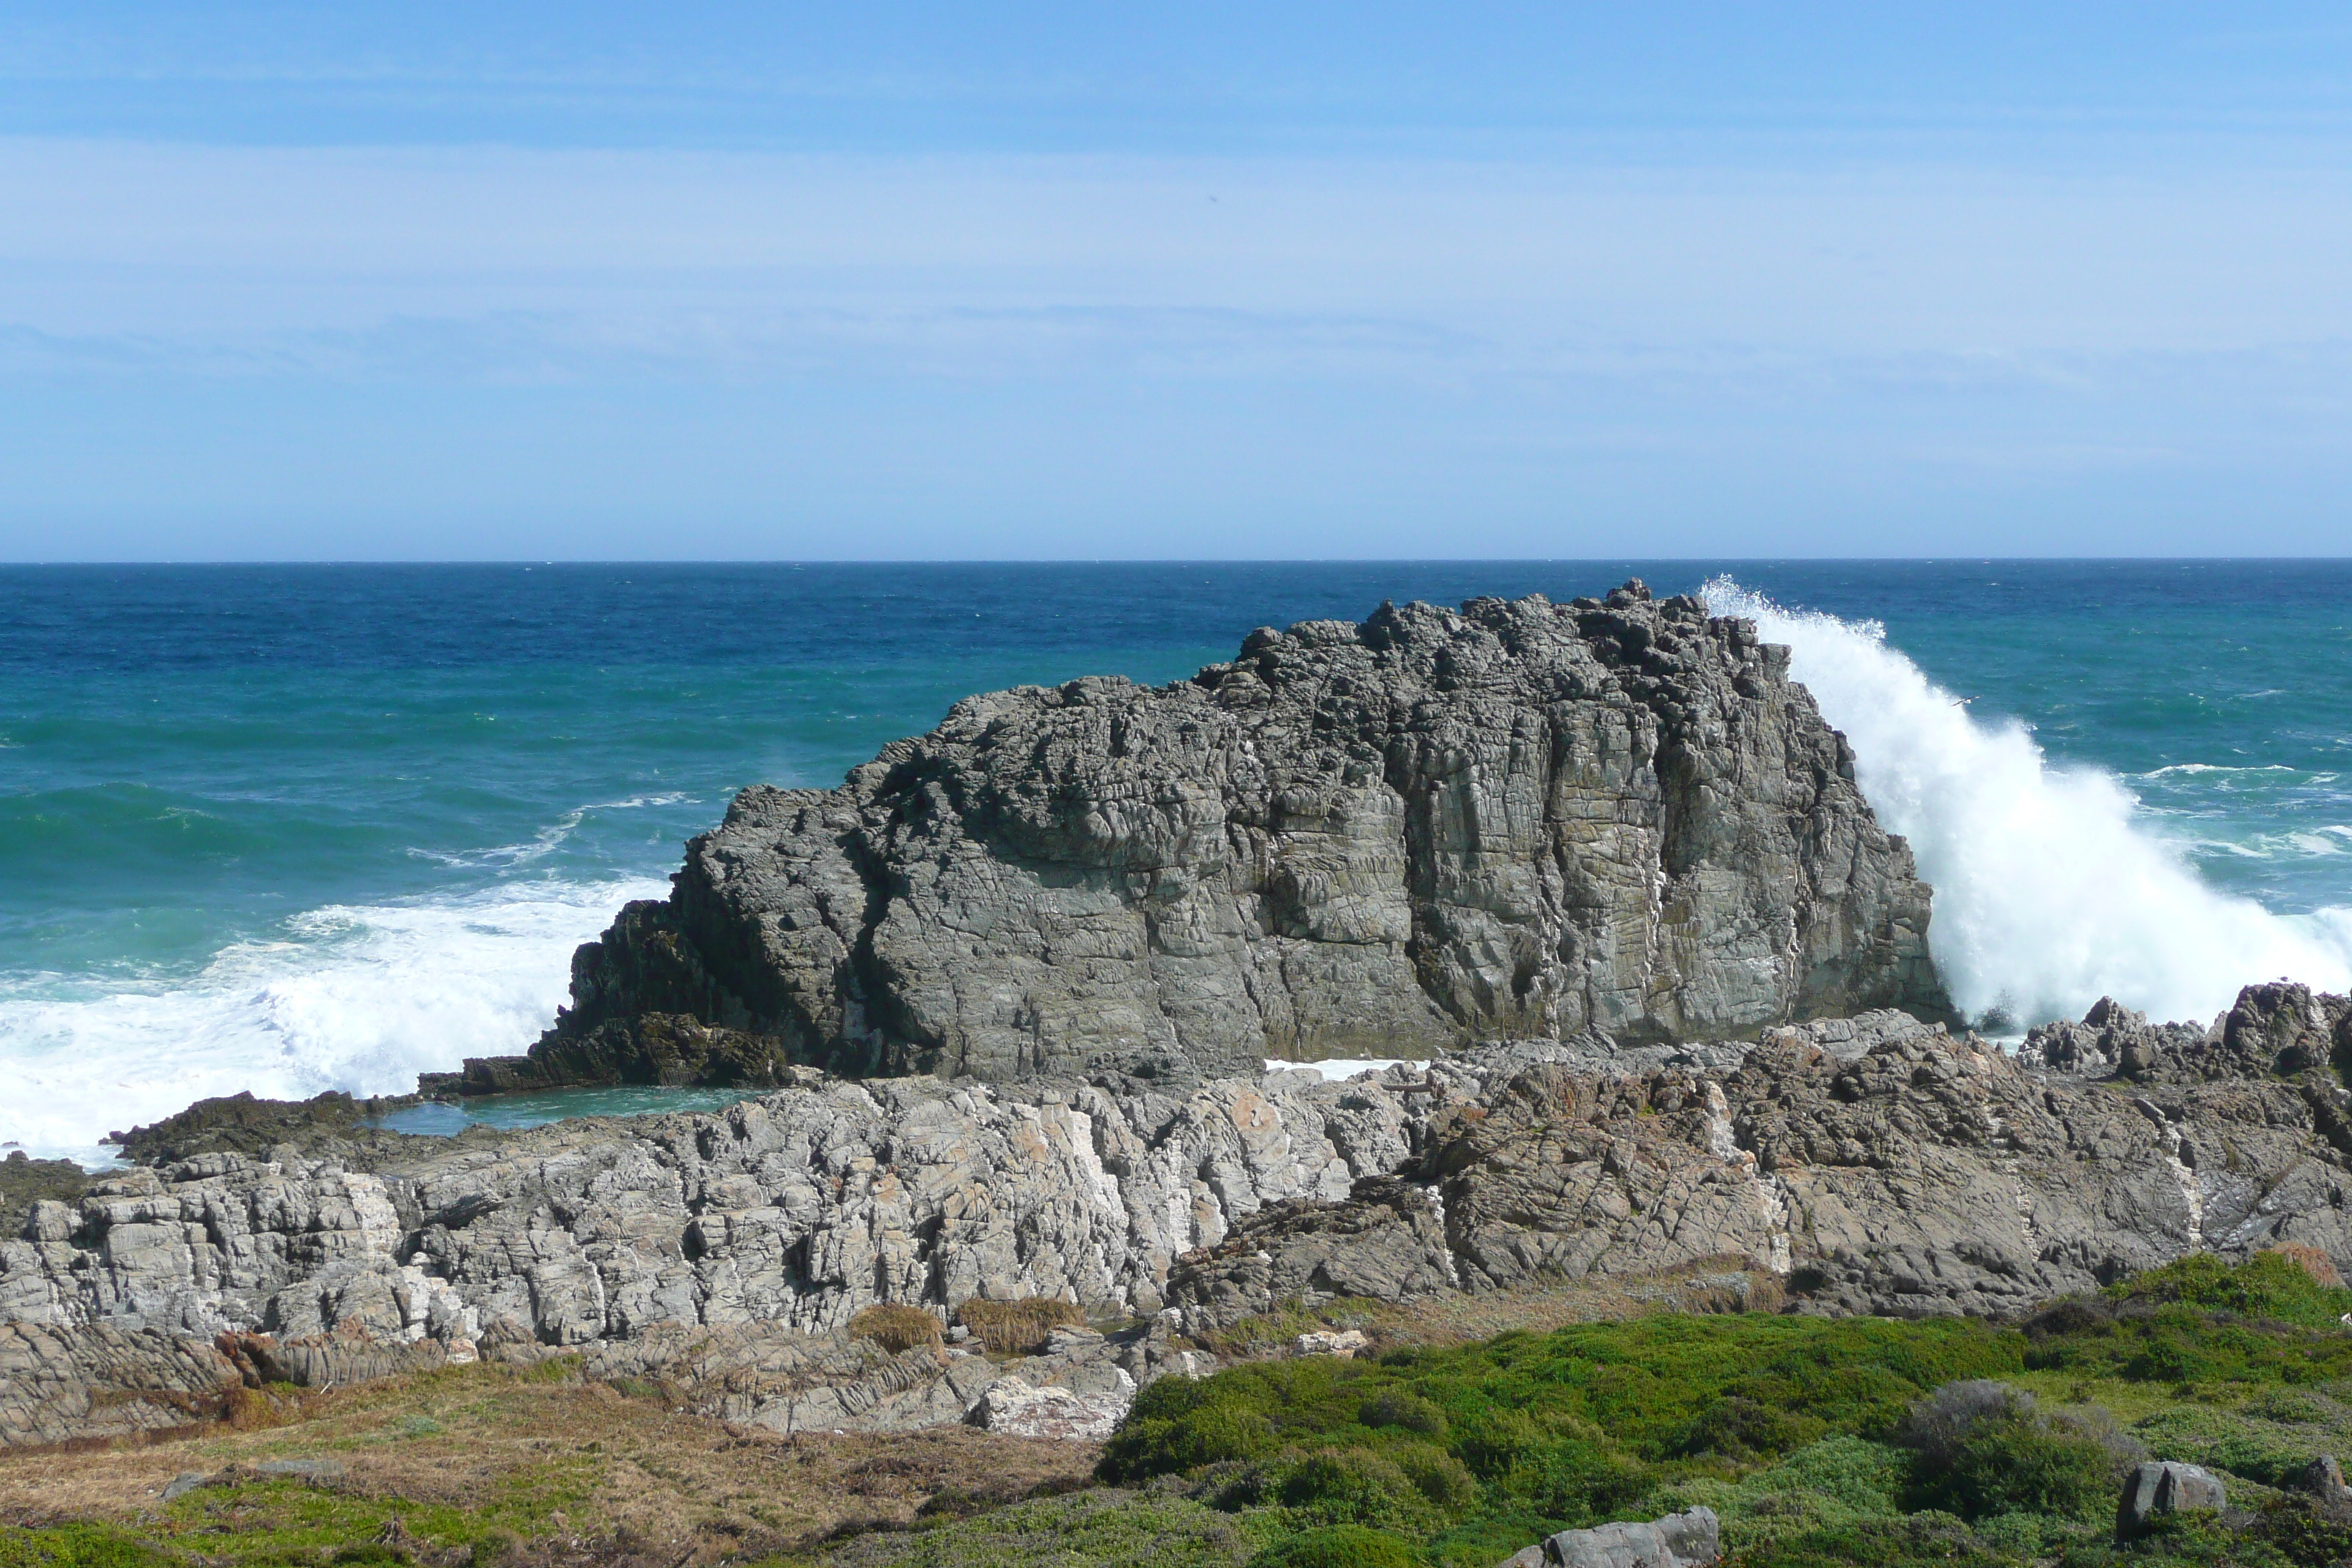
[0,877,663,1165]
[1700,577,2352,1029]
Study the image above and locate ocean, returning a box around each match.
[4,561,2348,1166]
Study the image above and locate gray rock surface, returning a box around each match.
[529,584,1950,1087]
[2020,984,2352,1084]
[12,987,2352,1447]
[1540,1505,1720,1567]
[2117,1461,2227,1539]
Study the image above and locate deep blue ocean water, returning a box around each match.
[4,561,2348,1161]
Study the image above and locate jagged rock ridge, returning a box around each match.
[519,582,1950,1087]
[12,984,2352,1448]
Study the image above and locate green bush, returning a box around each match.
[1924,1414,2118,1520]
[1360,1391,1448,1438]
[1105,1401,1276,1479]
[1676,1395,1823,1460]
[2111,1251,2352,1331]
[1245,1523,1422,1568]
[1893,1381,2127,1522]
[1395,1447,1479,1509]
[1277,1450,1417,1528]
[2130,1406,2321,1488]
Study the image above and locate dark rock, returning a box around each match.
[217,1327,447,1390]
[2118,1460,2226,1539]
[1,1151,88,1243]
[442,1012,804,1096]
[2299,1454,2351,1502]
[2021,985,2352,1085]
[105,1090,431,1168]
[540,589,1951,1085]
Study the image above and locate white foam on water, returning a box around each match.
[0,876,665,1166]
[1700,577,2352,1029]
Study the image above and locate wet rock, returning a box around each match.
[439,1014,808,1096]
[543,589,1950,1085]
[103,1090,431,1169]
[2117,1461,2226,1539]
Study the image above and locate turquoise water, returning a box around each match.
[4,562,2347,1161]
[367,1085,770,1137]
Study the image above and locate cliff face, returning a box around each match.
[544,582,1950,1084]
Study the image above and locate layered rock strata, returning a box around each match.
[11,987,2352,1447]
[511,583,1950,1088]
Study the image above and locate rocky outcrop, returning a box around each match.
[105,1090,430,1168]
[13,987,2352,1448]
[2117,1462,2227,1539]
[2019,984,2352,1084]
[1502,1506,1721,1568]
[426,1014,802,1098]
[527,584,1950,1088]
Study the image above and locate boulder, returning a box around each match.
[970,1373,1134,1441]
[2117,1461,2226,1539]
[2298,1453,2351,1503]
[537,587,1951,1085]
[1539,1504,1720,1567]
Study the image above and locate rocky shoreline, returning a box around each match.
[11,587,2352,1491]
[9,982,2351,1452]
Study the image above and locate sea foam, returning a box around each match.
[0,877,663,1165]
[1701,578,2352,1028]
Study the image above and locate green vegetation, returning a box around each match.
[834,1254,2352,1568]
[17,1256,2352,1568]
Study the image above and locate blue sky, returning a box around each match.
[4,3,2351,559]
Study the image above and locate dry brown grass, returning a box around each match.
[952,1297,1085,1356]
[845,1304,944,1355]
[0,1359,1095,1563]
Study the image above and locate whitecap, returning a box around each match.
[1702,578,2352,1028]
[0,876,664,1165]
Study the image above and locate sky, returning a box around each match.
[4,3,2351,559]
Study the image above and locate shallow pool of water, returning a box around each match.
[369,1085,772,1137]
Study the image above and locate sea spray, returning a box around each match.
[1700,577,2352,1028]
[0,877,663,1164]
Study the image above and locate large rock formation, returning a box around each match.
[12,986,2352,1447]
[506,583,1948,1088]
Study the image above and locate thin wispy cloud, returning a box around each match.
[4,4,2352,557]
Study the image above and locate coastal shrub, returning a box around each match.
[1244,1523,1422,1568]
[954,1294,1085,1354]
[1676,1394,1823,1460]
[0,1524,178,1568]
[1360,1390,1448,1438]
[2130,1406,2320,1487]
[2107,1250,2352,1330]
[1276,1448,1418,1527]
[847,1303,943,1354]
[1395,1446,1478,1509]
[1891,1381,2127,1521]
